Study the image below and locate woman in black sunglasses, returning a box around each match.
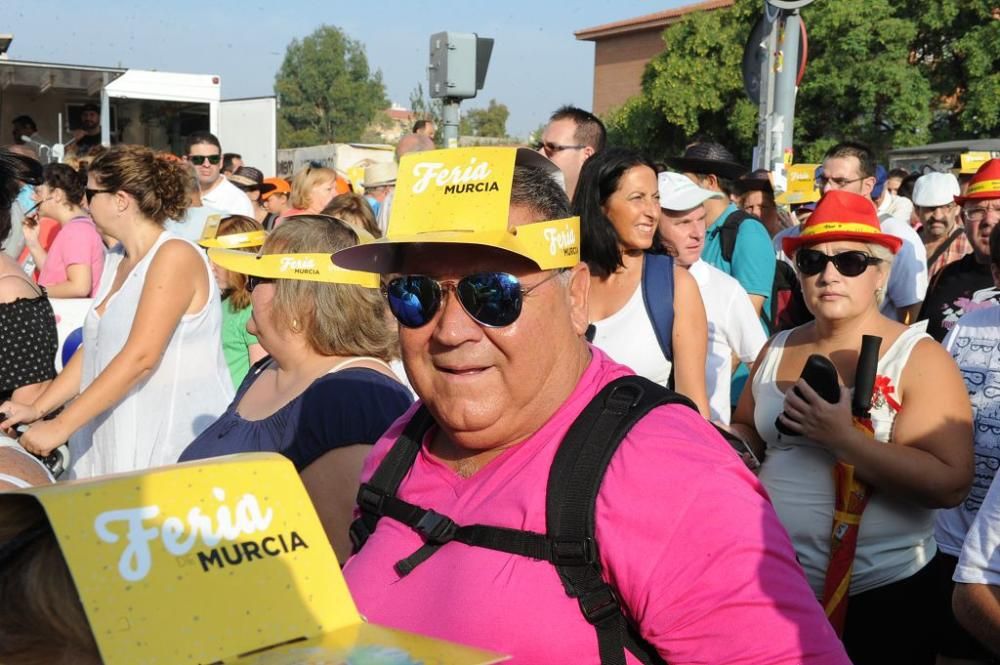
[729,190,973,664]
[0,145,234,480]
[575,147,710,416]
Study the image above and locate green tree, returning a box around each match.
[274,25,388,148]
[606,0,938,162]
[910,1,1000,139]
[459,99,510,138]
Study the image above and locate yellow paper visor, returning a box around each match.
[332,216,581,273]
[208,249,380,288]
[198,230,269,249]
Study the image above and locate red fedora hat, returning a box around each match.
[783,190,903,255]
[955,158,1000,205]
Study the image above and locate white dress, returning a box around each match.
[69,231,233,478]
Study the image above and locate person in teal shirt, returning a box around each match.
[667,142,775,406]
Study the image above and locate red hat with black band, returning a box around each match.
[782,190,903,255]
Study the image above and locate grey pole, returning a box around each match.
[100,71,111,147]
[770,10,801,170]
[757,7,780,168]
[442,99,460,149]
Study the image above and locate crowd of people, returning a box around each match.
[1,103,1000,664]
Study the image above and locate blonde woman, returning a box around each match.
[179,216,413,561]
[203,215,268,388]
[281,165,343,218]
[0,145,232,478]
[730,191,972,664]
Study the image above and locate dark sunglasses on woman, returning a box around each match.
[795,248,882,278]
[383,270,563,328]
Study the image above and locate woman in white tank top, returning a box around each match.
[729,190,972,664]
[575,148,710,416]
[0,146,232,478]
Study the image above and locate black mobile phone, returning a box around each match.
[775,354,840,435]
[714,424,761,470]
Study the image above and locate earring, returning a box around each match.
[290,318,300,332]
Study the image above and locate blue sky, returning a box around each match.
[4,0,690,138]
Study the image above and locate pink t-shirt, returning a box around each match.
[344,348,849,664]
[37,216,105,297]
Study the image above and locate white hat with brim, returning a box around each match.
[912,172,961,207]
[657,171,723,211]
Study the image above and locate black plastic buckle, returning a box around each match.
[551,538,597,566]
[356,485,385,514]
[414,510,458,544]
[606,384,642,414]
[578,585,621,625]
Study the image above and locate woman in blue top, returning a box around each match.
[180,215,412,561]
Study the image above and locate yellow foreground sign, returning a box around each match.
[5,454,505,665]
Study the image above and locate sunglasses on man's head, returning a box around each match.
[188,154,222,166]
[795,248,882,277]
[383,271,562,329]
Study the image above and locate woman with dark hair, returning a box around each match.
[0,151,58,407]
[23,163,105,298]
[576,147,710,415]
[0,145,232,478]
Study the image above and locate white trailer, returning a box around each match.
[0,59,276,173]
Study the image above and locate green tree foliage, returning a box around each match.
[606,0,987,163]
[275,26,389,148]
[910,1,1000,138]
[459,99,510,138]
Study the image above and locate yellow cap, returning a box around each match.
[198,230,268,249]
[332,147,580,273]
[208,249,381,288]
[0,455,504,664]
[775,163,821,205]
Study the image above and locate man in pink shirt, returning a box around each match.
[333,147,849,664]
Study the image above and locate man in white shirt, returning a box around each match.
[657,172,767,423]
[184,132,253,217]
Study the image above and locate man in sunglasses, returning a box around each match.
[333,146,848,664]
[184,131,253,217]
[536,105,606,200]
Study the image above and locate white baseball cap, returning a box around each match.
[912,172,960,207]
[657,171,723,211]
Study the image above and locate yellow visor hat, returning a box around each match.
[195,213,269,249]
[208,248,381,288]
[0,455,504,664]
[332,147,581,273]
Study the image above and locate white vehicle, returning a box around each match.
[0,59,276,172]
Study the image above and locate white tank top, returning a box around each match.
[69,231,234,479]
[590,284,672,386]
[753,325,935,597]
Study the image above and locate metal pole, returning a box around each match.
[756,5,780,169]
[100,71,111,147]
[442,99,460,149]
[771,10,801,171]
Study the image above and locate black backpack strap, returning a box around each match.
[546,375,693,665]
[350,405,436,552]
[715,209,753,263]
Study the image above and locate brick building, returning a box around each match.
[575,0,734,116]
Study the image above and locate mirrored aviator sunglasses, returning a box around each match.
[384,271,561,328]
[795,248,882,277]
